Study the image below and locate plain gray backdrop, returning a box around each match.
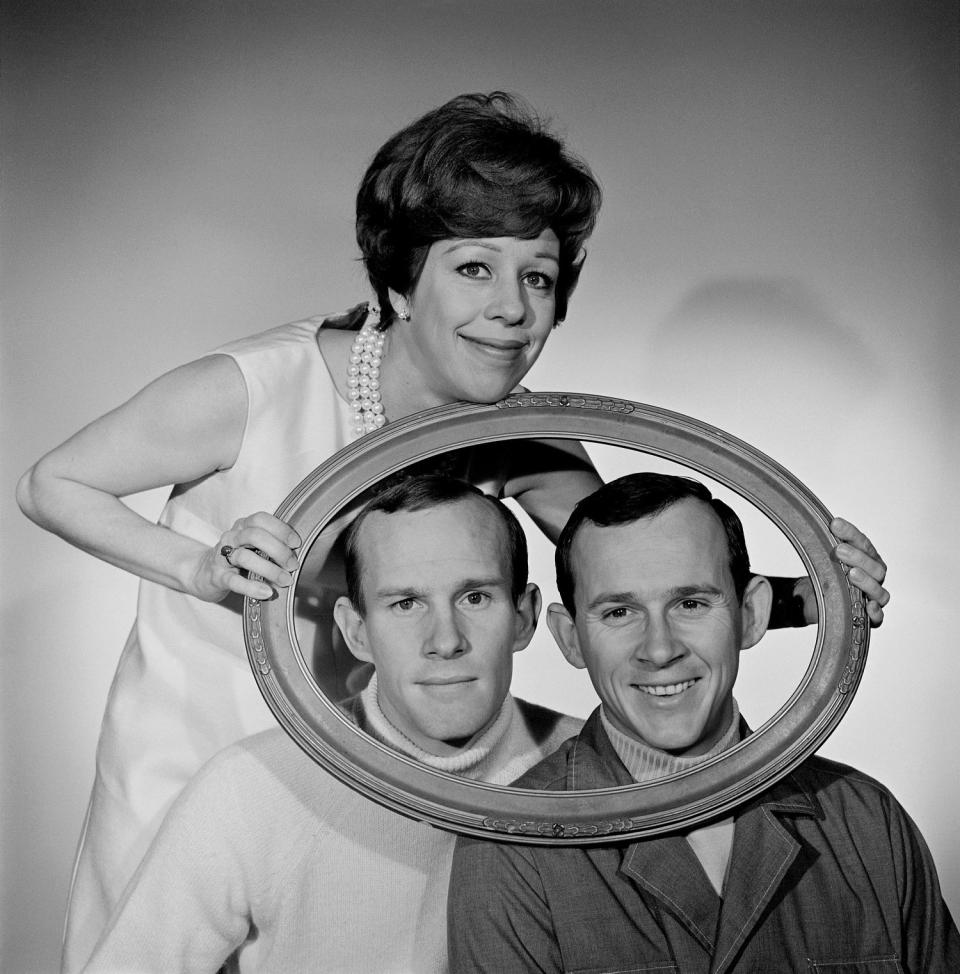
[3,2,958,971]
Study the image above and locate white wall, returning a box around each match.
[3,2,957,970]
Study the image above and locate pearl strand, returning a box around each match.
[347,312,387,438]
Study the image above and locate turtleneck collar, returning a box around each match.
[357,673,515,781]
[600,699,742,783]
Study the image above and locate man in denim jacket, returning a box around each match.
[449,472,959,973]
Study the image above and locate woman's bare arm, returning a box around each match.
[17,354,300,602]
[501,439,602,543]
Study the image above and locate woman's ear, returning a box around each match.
[511,583,542,654]
[333,596,372,663]
[546,603,586,669]
[387,288,410,321]
[556,249,589,321]
[740,575,773,650]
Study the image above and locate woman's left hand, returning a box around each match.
[795,517,889,627]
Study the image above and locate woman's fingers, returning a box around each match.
[218,513,302,593]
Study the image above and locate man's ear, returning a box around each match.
[740,575,773,650]
[333,596,372,663]
[511,583,542,654]
[546,603,586,669]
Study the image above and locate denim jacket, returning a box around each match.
[448,710,960,973]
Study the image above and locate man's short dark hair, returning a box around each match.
[555,472,752,615]
[355,91,601,325]
[343,475,529,614]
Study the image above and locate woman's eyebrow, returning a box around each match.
[440,240,559,263]
[441,240,502,255]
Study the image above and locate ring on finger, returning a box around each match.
[220,544,238,567]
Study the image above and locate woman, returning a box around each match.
[18,92,888,972]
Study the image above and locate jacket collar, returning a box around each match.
[571,709,823,969]
[568,708,822,818]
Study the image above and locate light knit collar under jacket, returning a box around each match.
[599,698,742,783]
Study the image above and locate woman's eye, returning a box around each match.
[523,271,554,291]
[457,262,491,280]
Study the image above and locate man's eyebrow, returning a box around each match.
[373,576,509,601]
[456,575,511,591]
[584,584,725,611]
[585,591,637,612]
[668,584,725,599]
[373,585,425,602]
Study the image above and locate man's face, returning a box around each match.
[548,498,769,757]
[336,498,538,756]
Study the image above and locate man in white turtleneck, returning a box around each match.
[449,472,960,974]
[81,476,581,974]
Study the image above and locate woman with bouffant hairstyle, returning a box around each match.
[356,92,599,325]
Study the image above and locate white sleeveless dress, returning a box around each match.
[62,312,511,972]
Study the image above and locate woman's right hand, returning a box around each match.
[194,513,302,603]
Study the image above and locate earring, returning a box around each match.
[395,302,411,322]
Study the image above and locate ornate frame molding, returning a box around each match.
[244,393,868,843]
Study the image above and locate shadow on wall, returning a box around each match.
[643,276,882,479]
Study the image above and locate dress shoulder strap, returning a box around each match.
[318,302,370,332]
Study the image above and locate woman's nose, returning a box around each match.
[485,278,527,326]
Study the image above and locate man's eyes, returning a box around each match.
[598,600,709,622]
[389,593,493,611]
[461,591,492,608]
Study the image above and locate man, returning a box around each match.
[449,472,959,973]
[81,476,581,973]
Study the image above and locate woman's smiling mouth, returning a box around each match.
[459,334,528,361]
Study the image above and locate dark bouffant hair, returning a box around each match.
[555,473,753,615]
[356,92,601,325]
[342,474,529,614]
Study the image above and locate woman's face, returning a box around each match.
[388,229,561,409]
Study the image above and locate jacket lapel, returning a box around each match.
[620,835,721,951]
[710,776,819,973]
[573,714,721,950]
[567,713,823,970]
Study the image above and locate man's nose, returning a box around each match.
[635,613,685,667]
[424,607,468,658]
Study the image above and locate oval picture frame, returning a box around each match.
[244,392,869,843]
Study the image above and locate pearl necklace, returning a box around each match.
[347,310,387,437]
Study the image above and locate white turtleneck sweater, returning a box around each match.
[82,684,581,974]
[600,702,741,895]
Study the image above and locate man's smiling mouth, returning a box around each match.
[635,680,697,697]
